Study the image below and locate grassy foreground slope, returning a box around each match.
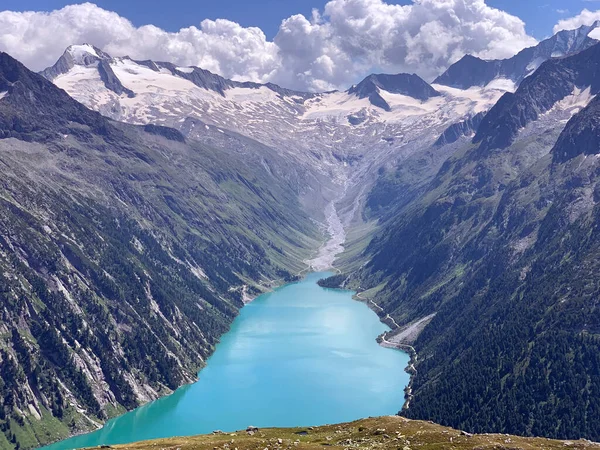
[94,416,599,450]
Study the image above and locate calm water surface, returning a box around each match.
[43,272,410,449]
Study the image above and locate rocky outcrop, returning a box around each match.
[474,42,600,152]
[552,95,600,163]
[348,73,440,110]
[435,112,485,146]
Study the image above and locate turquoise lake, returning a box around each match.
[43,272,410,449]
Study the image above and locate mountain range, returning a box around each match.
[434,20,600,89]
[1,19,600,449]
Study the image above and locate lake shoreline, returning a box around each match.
[350,290,424,414]
[42,271,410,450]
[378,331,418,412]
[43,191,408,450]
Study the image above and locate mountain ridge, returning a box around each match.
[434,21,600,90]
[474,41,600,152]
[340,35,600,442]
[41,44,317,100]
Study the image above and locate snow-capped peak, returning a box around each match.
[347,73,440,110]
[40,43,512,171]
[66,44,101,65]
[40,44,112,81]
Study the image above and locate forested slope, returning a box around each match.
[0,52,319,449]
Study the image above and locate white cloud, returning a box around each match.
[553,8,600,33]
[0,3,280,84]
[0,0,537,91]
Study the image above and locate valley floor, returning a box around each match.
[307,198,347,272]
[83,416,600,450]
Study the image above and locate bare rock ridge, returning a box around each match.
[435,21,600,89]
[42,44,315,100]
[347,73,441,111]
[474,42,600,152]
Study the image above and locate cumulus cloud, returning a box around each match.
[553,8,600,33]
[0,3,280,84]
[0,0,537,91]
[272,0,537,90]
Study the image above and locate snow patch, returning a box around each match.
[484,78,517,92]
[0,91,7,101]
[112,58,199,95]
[303,92,371,120]
[67,44,99,64]
[176,66,195,74]
[590,28,600,41]
[552,86,595,114]
[225,86,281,103]
[525,57,546,78]
[432,83,510,114]
[54,64,115,109]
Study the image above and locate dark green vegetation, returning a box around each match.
[0,53,319,449]
[349,44,600,441]
[316,274,346,289]
[77,416,600,450]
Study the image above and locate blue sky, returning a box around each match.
[0,0,588,39]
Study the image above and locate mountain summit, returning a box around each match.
[0,51,113,141]
[41,44,135,97]
[347,73,440,111]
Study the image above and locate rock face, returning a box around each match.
[348,73,441,111]
[551,95,600,163]
[435,21,600,89]
[474,42,600,152]
[143,123,186,142]
[0,51,112,141]
[434,112,485,146]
